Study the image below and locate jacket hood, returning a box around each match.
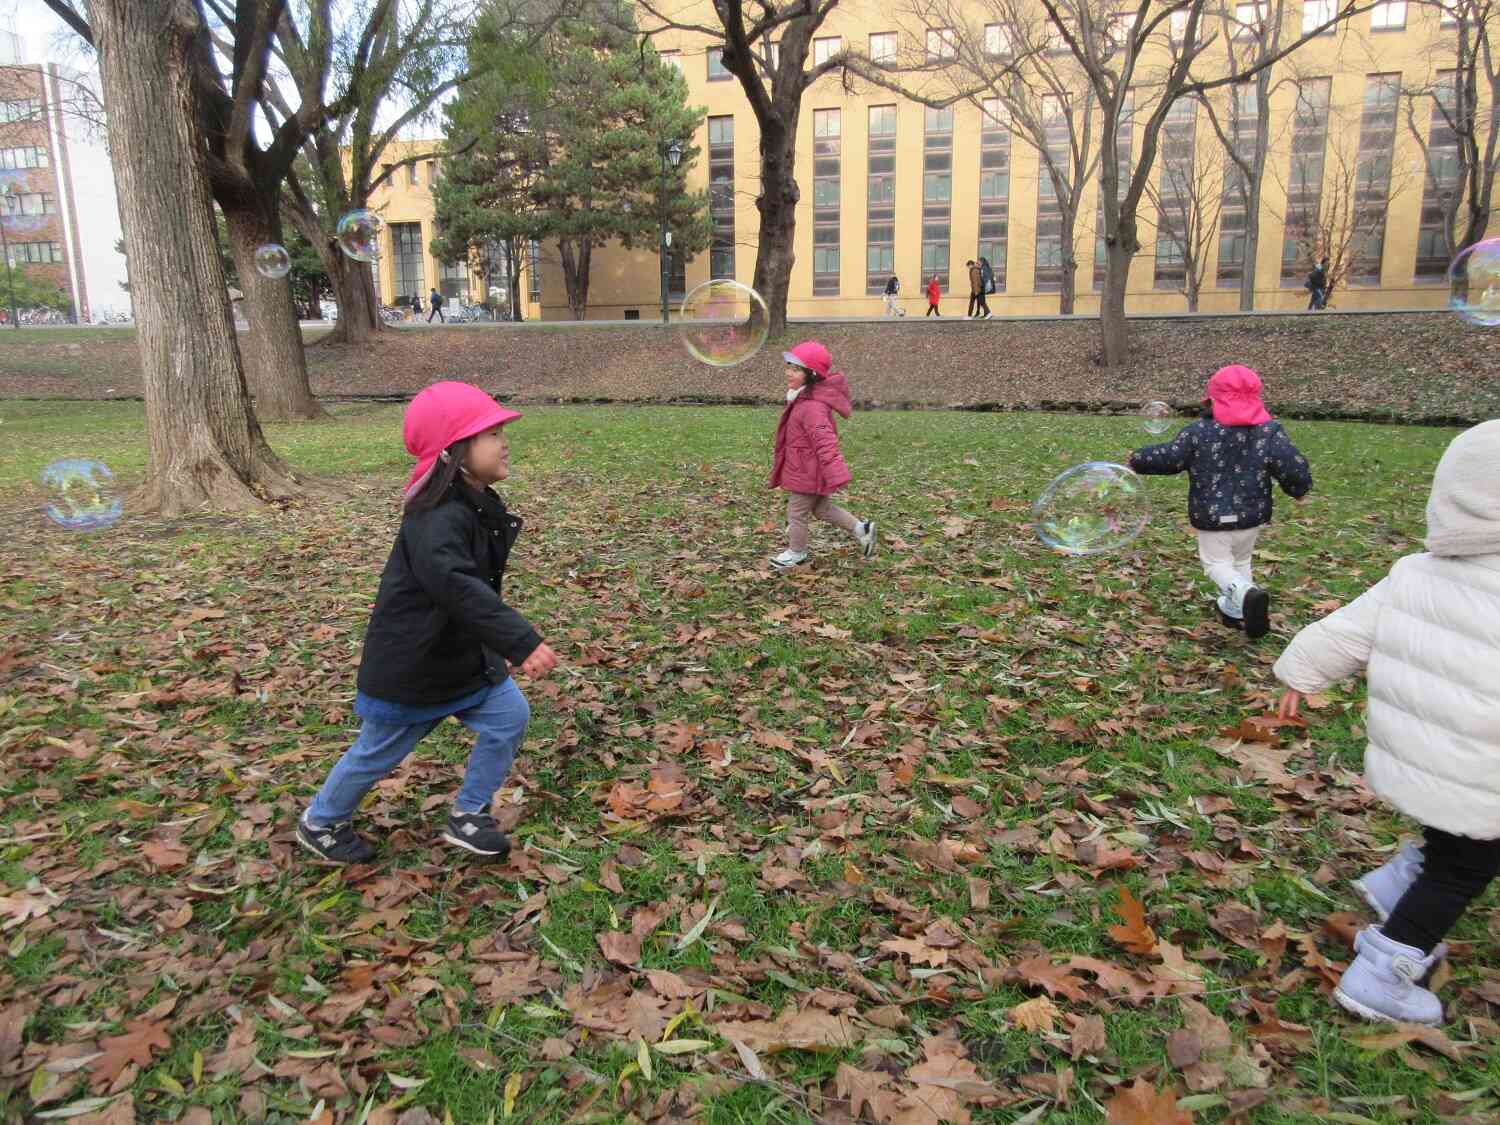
[807,371,851,418]
[1206,364,1272,426]
[1427,419,1500,557]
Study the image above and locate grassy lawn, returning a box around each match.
[0,402,1494,1124]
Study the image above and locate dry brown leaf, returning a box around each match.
[90,1021,171,1091]
[1068,1013,1107,1060]
[1108,886,1158,955]
[1009,996,1061,1033]
[1104,1076,1194,1124]
[596,930,641,967]
[1350,1023,1467,1061]
[1011,956,1091,1002]
[712,1004,863,1054]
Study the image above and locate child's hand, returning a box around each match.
[1277,689,1304,720]
[520,642,559,679]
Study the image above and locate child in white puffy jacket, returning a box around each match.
[1274,419,1500,1026]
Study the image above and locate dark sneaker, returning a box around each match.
[1215,605,1244,631]
[442,810,511,858]
[297,812,376,865]
[1242,586,1270,640]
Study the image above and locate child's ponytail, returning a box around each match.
[405,438,471,513]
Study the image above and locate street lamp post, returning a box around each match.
[0,184,17,330]
[659,139,683,324]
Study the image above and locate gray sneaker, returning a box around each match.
[442,810,511,858]
[1334,928,1444,1026]
[297,812,376,865]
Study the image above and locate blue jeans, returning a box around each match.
[307,678,530,824]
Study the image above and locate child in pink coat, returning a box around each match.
[768,340,877,568]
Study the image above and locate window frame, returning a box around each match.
[1371,0,1407,29]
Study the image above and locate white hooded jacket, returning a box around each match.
[1273,420,1500,839]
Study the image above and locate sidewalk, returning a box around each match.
[384,306,1448,328]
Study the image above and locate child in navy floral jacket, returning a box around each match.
[1130,365,1312,639]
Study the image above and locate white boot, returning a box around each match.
[853,519,878,558]
[770,548,808,569]
[1354,841,1425,921]
[1334,928,1445,1026]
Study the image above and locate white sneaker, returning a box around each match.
[770,549,808,569]
[854,519,878,558]
[1334,928,1445,1026]
[1355,841,1425,922]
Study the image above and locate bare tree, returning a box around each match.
[1269,71,1414,303]
[42,0,302,514]
[1143,96,1223,308]
[1033,0,1372,365]
[193,0,337,421]
[41,0,335,419]
[633,0,859,335]
[911,0,1100,311]
[1402,0,1500,259]
[271,0,477,345]
[1194,2,1287,310]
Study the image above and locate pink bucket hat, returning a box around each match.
[403,381,521,499]
[782,340,833,378]
[1205,364,1272,426]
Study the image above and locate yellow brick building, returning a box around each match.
[365,0,1488,319]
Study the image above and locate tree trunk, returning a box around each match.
[222,201,326,421]
[92,0,300,515]
[1238,76,1272,312]
[752,117,799,338]
[1058,214,1078,315]
[1099,240,1132,367]
[1186,274,1201,312]
[507,238,521,321]
[285,191,383,345]
[557,238,592,320]
[323,240,381,344]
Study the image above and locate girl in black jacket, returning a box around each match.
[298,382,558,864]
[1130,365,1312,639]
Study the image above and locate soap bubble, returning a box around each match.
[41,458,122,531]
[336,210,382,262]
[253,243,291,279]
[1142,401,1172,435]
[677,279,769,367]
[1448,238,1500,327]
[1033,461,1149,556]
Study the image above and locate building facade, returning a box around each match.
[369,1,1494,320]
[362,142,542,319]
[0,32,90,322]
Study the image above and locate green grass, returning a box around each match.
[0,401,1491,1123]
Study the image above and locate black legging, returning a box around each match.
[926,303,940,316]
[428,305,444,322]
[1383,826,1500,954]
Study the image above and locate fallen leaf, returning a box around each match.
[1009,996,1061,1033]
[1104,1076,1194,1124]
[1108,886,1158,955]
[1350,1023,1466,1061]
[90,1022,171,1091]
[596,931,641,967]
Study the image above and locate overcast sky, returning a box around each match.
[9,0,129,316]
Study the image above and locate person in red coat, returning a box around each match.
[925,274,942,316]
[768,340,878,569]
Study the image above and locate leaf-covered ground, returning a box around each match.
[0,312,1496,424]
[1,401,1497,1124]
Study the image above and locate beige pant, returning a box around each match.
[787,492,858,553]
[1196,527,1262,596]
